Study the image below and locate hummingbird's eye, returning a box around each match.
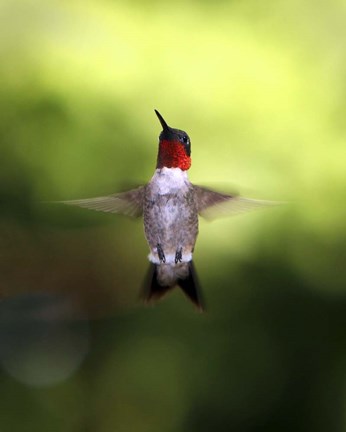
[182,135,189,145]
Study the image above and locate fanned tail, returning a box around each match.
[142,262,204,311]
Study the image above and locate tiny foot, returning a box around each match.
[157,243,166,263]
[175,248,182,264]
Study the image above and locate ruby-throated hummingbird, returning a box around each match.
[60,110,276,311]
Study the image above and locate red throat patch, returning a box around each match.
[156,140,191,171]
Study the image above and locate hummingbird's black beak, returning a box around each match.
[154,110,170,131]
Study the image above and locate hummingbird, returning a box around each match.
[60,110,276,311]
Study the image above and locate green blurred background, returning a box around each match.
[1,0,346,430]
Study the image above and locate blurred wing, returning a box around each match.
[194,185,281,220]
[58,186,145,218]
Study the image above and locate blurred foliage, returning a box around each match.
[0,0,346,431]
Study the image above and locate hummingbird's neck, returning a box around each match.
[156,140,191,171]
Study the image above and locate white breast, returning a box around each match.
[150,167,189,194]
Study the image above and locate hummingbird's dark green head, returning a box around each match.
[154,110,192,171]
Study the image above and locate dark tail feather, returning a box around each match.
[141,262,205,312]
[177,262,204,312]
[141,263,173,303]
